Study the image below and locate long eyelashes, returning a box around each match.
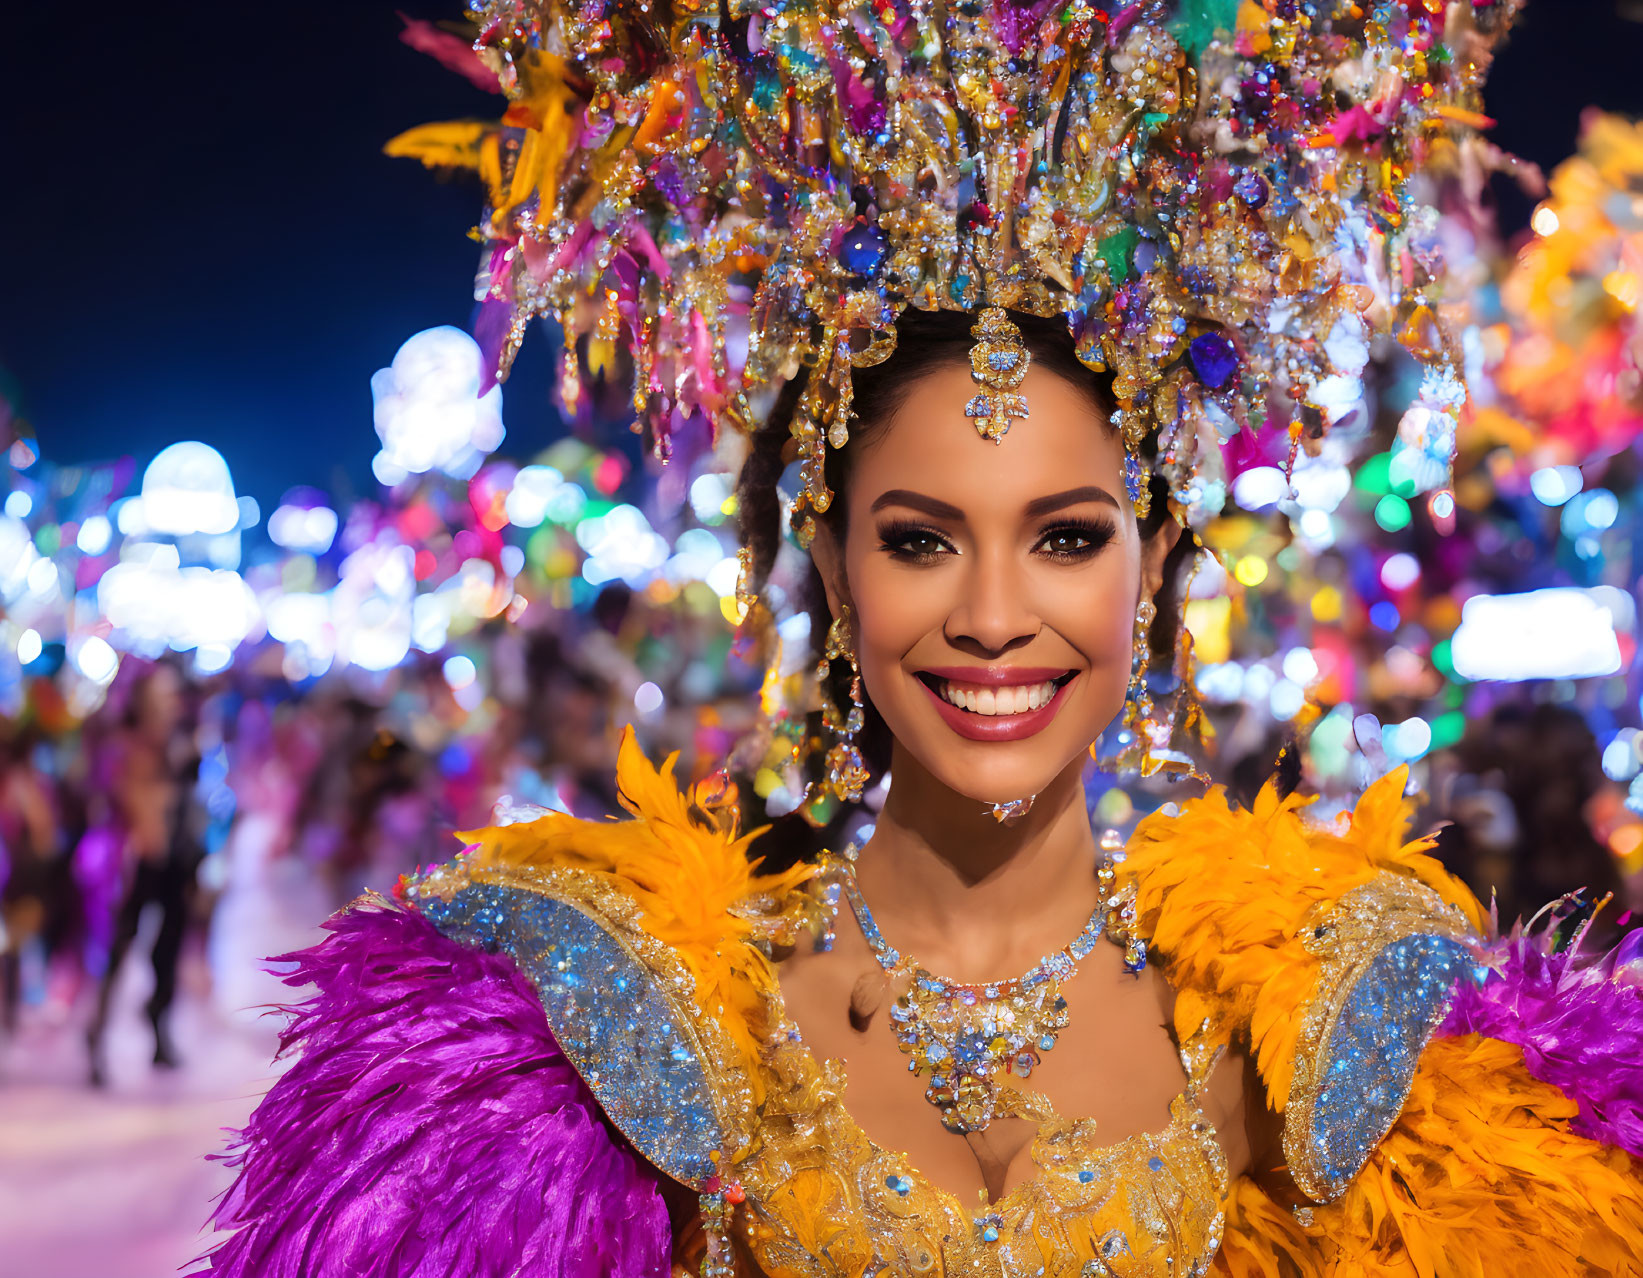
[875,518,1118,564]
[1034,518,1118,562]
[877,520,954,564]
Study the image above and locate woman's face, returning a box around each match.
[816,362,1172,806]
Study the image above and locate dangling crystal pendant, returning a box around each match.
[963,307,1032,442]
[986,795,1036,823]
[825,741,870,802]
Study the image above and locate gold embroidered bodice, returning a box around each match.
[406,738,1485,1278]
[734,992,1229,1278]
[409,850,1229,1278]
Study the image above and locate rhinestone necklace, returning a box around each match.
[826,846,1140,1134]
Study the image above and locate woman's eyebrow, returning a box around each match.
[1022,486,1121,517]
[868,489,965,519]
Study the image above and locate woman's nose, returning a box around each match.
[945,547,1040,656]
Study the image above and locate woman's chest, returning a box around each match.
[728,1037,1227,1278]
[747,923,1228,1277]
[778,935,1195,1201]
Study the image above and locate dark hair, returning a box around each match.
[735,308,1195,852]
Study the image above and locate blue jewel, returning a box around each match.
[981,1225,999,1242]
[839,223,889,278]
[1187,331,1239,390]
[1078,1168,1095,1183]
[1233,170,1269,208]
[1124,452,1144,504]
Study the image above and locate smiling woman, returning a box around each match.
[199,0,1643,1274]
[753,309,1234,1225]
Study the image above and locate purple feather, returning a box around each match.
[989,0,1061,55]
[1440,922,1643,1158]
[197,902,671,1277]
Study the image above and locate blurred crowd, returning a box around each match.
[0,573,776,1085]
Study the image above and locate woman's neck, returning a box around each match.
[852,748,1102,982]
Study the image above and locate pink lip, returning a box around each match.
[916,670,1079,743]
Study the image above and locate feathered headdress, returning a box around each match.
[394,0,1518,532]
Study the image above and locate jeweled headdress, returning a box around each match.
[395,0,1518,533]
[395,0,1516,797]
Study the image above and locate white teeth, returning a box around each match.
[941,680,1059,716]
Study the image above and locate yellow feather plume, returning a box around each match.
[1215,1036,1643,1277]
[383,120,489,171]
[1124,767,1484,1109]
[456,727,812,1082]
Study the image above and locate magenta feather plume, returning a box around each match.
[1440,921,1643,1158]
[396,13,500,93]
[197,902,671,1277]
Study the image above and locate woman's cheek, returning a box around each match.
[1047,559,1138,723]
[852,567,936,681]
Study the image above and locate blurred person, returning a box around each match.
[86,661,204,1086]
[0,722,62,1033]
[209,695,334,1022]
[334,728,443,900]
[49,693,159,1010]
[526,630,622,817]
[290,693,379,895]
[1449,702,1624,931]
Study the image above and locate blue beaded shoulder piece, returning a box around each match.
[1281,872,1477,1202]
[401,858,755,1190]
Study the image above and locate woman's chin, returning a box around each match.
[910,740,1087,811]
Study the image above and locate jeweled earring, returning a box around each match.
[1124,599,1158,739]
[818,606,870,803]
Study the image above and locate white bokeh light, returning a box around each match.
[269,503,339,554]
[1232,467,1288,511]
[1451,588,1622,682]
[72,635,120,684]
[634,681,665,716]
[371,327,505,480]
[76,515,112,556]
[139,442,241,536]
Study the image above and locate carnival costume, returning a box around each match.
[204,1,1643,1274]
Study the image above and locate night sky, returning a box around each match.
[3,2,1642,517]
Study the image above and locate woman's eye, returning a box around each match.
[899,532,946,556]
[1042,530,1090,554]
[1035,521,1114,560]
[879,525,953,561]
